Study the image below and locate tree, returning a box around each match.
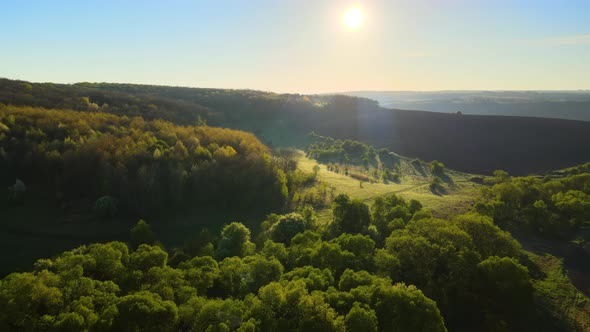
[216,222,255,259]
[372,284,447,332]
[430,160,445,176]
[332,234,375,271]
[191,298,244,331]
[93,196,118,218]
[476,256,533,325]
[452,213,520,258]
[179,256,220,295]
[331,194,371,235]
[247,281,345,331]
[129,244,168,271]
[130,220,156,249]
[261,240,288,263]
[113,291,179,332]
[339,269,374,291]
[282,266,334,291]
[269,213,306,244]
[345,302,378,332]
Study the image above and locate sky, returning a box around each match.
[1,0,589,93]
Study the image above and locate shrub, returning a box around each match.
[93,196,119,218]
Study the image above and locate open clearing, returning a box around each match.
[296,151,482,222]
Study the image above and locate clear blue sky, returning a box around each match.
[1,0,589,93]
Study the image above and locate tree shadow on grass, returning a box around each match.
[430,185,448,196]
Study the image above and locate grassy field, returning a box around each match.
[296,151,482,223]
[528,252,590,331]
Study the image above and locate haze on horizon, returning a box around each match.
[1,0,589,94]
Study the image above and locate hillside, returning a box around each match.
[2,78,590,175]
[1,86,589,331]
[340,90,590,122]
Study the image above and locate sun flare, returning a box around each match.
[343,7,365,29]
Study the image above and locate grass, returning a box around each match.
[527,252,590,331]
[296,150,482,221]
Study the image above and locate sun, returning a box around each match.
[343,7,365,29]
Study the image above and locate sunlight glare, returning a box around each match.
[343,7,365,29]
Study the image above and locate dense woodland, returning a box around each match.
[3,170,588,330]
[0,105,292,216]
[2,78,590,175]
[476,170,590,239]
[0,81,589,331]
[2,191,542,331]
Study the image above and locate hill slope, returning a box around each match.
[340,90,590,122]
[2,78,590,175]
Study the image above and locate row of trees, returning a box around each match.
[1,191,539,331]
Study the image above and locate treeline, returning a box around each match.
[0,192,543,331]
[3,78,590,175]
[0,105,290,216]
[476,170,590,239]
[0,78,345,127]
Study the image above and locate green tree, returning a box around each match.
[282,266,334,291]
[345,302,378,332]
[372,283,447,332]
[216,222,255,259]
[129,244,168,271]
[93,196,118,218]
[476,256,533,325]
[130,220,156,249]
[331,194,371,235]
[452,213,520,258]
[269,213,307,244]
[113,291,179,332]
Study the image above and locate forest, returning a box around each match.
[2,78,590,175]
[0,83,589,331]
[0,105,290,216]
[3,166,589,330]
[0,192,541,331]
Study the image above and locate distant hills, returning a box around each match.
[339,90,590,122]
[1,78,590,175]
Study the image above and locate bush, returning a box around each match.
[430,160,445,176]
[93,196,118,218]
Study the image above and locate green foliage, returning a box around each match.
[331,194,371,235]
[370,194,427,243]
[216,222,255,259]
[0,105,288,216]
[93,196,118,218]
[247,281,346,331]
[269,213,307,244]
[307,135,376,167]
[1,182,570,331]
[261,240,288,263]
[372,283,447,332]
[113,291,178,332]
[130,220,156,249]
[345,302,378,332]
[332,234,375,271]
[476,256,534,326]
[430,176,443,191]
[475,172,590,238]
[129,244,168,271]
[430,160,445,176]
[282,266,334,291]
